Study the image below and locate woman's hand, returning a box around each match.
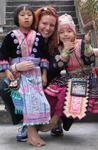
[16,61,34,72]
[5,69,15,81]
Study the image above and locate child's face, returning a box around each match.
[18,8,33,31]
[59,26,75,43]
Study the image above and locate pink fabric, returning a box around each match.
[45,85,67,117]
[13,29,36,56]
[88,98,98,113]
[58,14,76,33]
[68,39,83,69]
[44,84,60,97]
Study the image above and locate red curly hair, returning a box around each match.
[35,6,59,55]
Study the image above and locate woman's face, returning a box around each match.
[38,15,56,39]
[18,8,33,32]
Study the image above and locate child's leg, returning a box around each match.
[27,126,46,147]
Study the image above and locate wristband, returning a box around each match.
[85,44,93,56]
[61,51,70,58]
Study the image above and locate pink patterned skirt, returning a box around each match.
[45,67,98,120]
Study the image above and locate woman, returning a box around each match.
[35,6,64,136]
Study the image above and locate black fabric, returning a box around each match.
[47,54,61,83]
[61,116,74,131]
[47,50,67,83]
[0,31,49,61]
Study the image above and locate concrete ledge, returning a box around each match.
[0,104,5,111]
[0,105,12,124]
[76,113,98,123]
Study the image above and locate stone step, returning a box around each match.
[6,10,77,18]
[7,0,74,6]
[0,33,6,46]
[6,5,75,12]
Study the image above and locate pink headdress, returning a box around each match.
[58,13,76,33]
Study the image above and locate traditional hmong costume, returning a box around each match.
[45,13,96,122]
[45,38,95,120]
[0,29,50,126]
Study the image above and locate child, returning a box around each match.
[45,13,95,129]
[0,4,50,147]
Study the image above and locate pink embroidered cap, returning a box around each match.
[58,13,76,33]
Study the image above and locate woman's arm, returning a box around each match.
[42,68,47,87]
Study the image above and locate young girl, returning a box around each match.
[0,4,50,147]
[45,13,95,129]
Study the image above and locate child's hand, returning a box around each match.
[5,69,15,81]
[16,61,34,72]
[63,41,75,52]
[85,44,94,56]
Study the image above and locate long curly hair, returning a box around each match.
[35,6,59,55]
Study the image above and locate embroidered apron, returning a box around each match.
[11,29,50,125]
[64,75,89,119]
